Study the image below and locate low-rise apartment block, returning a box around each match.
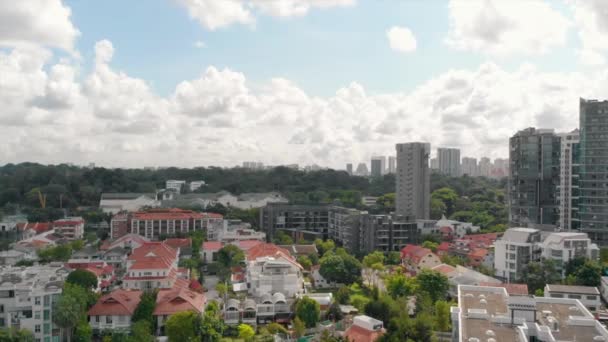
[544,284,601,312]
[540,232,599,276]
[123,242,181,291]
[244,243,304,297]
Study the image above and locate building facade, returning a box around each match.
[259,204,329,241]
[387,156,396,174]
[370,156,386,178]
[437,148,461,176]
[540,232,599,277]
[557,129,580,230]
[494,227,542,282]
[328,206,363,252]
[509,128,561,227]
[396,142,430,219]
[461,157,478,177]
[346,163,353,175]
[359,214,419,253]
[579,98,608,244]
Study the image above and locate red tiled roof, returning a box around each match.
[247,243,303,269]
[236,240,263,251]
[468,248,488,259]
[189,279,203,293]
[344,325,384,342]
[479,282,529,296]
[101,233,149,251]
[17,222,52,234]
[164,238,191,249]
[439,226,453,234]
[202,241,224,252]
[88,289,142,316]
[432,264,456,275]
[400,244,436,264]
[154,286,205,316]
[128,242,178,270]
[132,208,206,221]
[53,219,84,226]
[437,242,451,251]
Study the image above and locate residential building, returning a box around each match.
[99,193,159,214]
[259,203,329,241]
[478,157,491,177]
[360,214,419,253]
[346,163,353,175]
[0,215,26,233]
[165,180,186,194]
[344,315,385,342]
[494,228,542,282]
[355,163,369,177]
[328,206,363,252]
[435,215,480,238]
[0,250,27,266]
[557,129,580,230]
[115,208,222,240]
[189,180,205,192]
[361,196,378,207]
[432,264,500,296]
[437,147,461,176]
[123,242,180,291]
[53,217,85,240]
[163,238,192,259]
[311,265,342,289]
[478,282,529,296]
[370,156,386,178]
[161,191,288,210]
[451,284,608,342]
[400,244,441,274]
[540,232,599,276]
[154,286,205,335]
[387,156,396,174]
[276,245,318,258]
[103,247,129,270]
[242,161,264,170]
[88,289,142,333]
[509,128,561,227]
[544,284,600,312]
[223,295,292,326]
[461,157,478,177]
[0,265,70,341]
[245,243,304,297]
[201,241,223,263]
[491,158,509,179]
[579,98,608,244]
[100,233,149,251]
[396,142,430,219]
[430,157,438,170]
[601,277,608,304]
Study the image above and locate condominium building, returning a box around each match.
[579,98,608,244]
[387,156,396,174]
[557,129,580,230]
[540,232,599,277]
[165,180,186,194]
[461,157,478,177]
[328,206,363,252]
[396,142,430,219]
[437,147,461,176]
[245,243,304,297]
[346,163,353,175]
[494,227,542,282]
[0,265,70,342]
[509,128,560,227]
[259,204,329,241]
[359,214,419,253]
[478,157,491,177]
[354,163,369,177]
[430,158,438,170]
[53,217,85,240]
[370,156,386,178]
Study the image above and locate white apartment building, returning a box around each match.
[388,156,396,174]
[461,157,478,177]
[540,232,598,276]
[494,228,542,282]
[0,265,70,342]
[437,147,461,177]
[99,193,160,214]
[246,244,304,298]
[189,180,205,191]
[557,129,579,230]
[435,215,480,238]
[165,180,186,194]
[53,217,85,240]
[544,284,601,312]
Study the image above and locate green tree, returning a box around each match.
[349,294,371,312]
[295,296,321,328]
[129,321,154,342]
[217,245,244,268]
[362,251,385,268]
[386,251,402,265]
[430,198,447,220]
[385,273,418,299]
[273,230,294,245]
[421,241,438,252]
[237,324,255,341]
[293,317,306,338]
[265,322,288,335]
[319,253,361,284]
[66,269,98,290]
[326,301,343,322]
[71,240,84,251]
[165,311,200,342]
[54,284,90,342]
[416,269,449,302]
[364,295,393,326]
[574,260,602,286]
[201,302,224,342]
[73,318,92,342]
[297,255,312,270]
[215,283,228,298]
[314,239,335,256]
[132,292,157,331]
[520,259,560,293]
[335,286,350,305]
[431,188,458,216]
[434,301,451,332]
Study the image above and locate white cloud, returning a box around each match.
[446,0,571,55]
[194,40,206,48]
[571,0,608,66]
[0,0,79,53]
[1,38,608,168]
[175,0,355,30]
[386,26,417,53]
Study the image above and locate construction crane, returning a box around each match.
[37,190,46,209]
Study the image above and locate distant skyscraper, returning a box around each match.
[370,156,386,178]
[346,163,353,175]
[579,98,608,243]
[557,129,579,230]
[461,157,478,176]
[396,142,430,219]
[388,156,396,174]
[430,158,438,170]
[509,128,560,228]
[491,158,509,179]
[437,148,461,176]
[479,157,491,177]
[355,163,369,176]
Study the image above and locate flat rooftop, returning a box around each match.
[459,288,518,341]
[535,301,599,341]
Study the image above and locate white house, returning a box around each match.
[246,243,304,297]
[165,180,186,194]
[311,265,343,289]
[544,284,601,312]
[99,193,159,214]
[494,227,542,282]
[435,215,480,238]
[540,232,599,276]
[88,289,142,333]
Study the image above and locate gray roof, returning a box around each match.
[277,244,318,255]
[545,284,599,295]
[237,192,286,201]
[101,193,155,200]
[502,227,540,243]
[72,245,100,257]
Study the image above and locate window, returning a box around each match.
[34,311,40,319]
[587,295,597,300]
[43,310,50,321]
[569,294,582,299]
[106,316,112,324]
[35,297,41,305]
[35,325,40,333]
[43,295,50,307]
[95,316,99,323]
[43,323,50,334]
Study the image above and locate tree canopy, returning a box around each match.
[165,311,200,342]
[66,269,98,290]
[295,296,321,328]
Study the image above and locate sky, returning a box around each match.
[1,0,608,169]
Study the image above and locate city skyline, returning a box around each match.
[1,1,608,168]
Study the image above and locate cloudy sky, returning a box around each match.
[1,0,608,169]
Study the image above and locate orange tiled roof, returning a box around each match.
[153,286,205,316]
[236,239,263,251]
[401,244,436,264]
[88,289,142,316]
[132,208,206,221]
[202,241,224,251]
[344,325,384,342]
[164,238,191,249]
[128,242,177,270]
[468,248,488,259]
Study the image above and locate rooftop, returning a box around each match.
[545,284,600,295]
[88,289,142,316]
